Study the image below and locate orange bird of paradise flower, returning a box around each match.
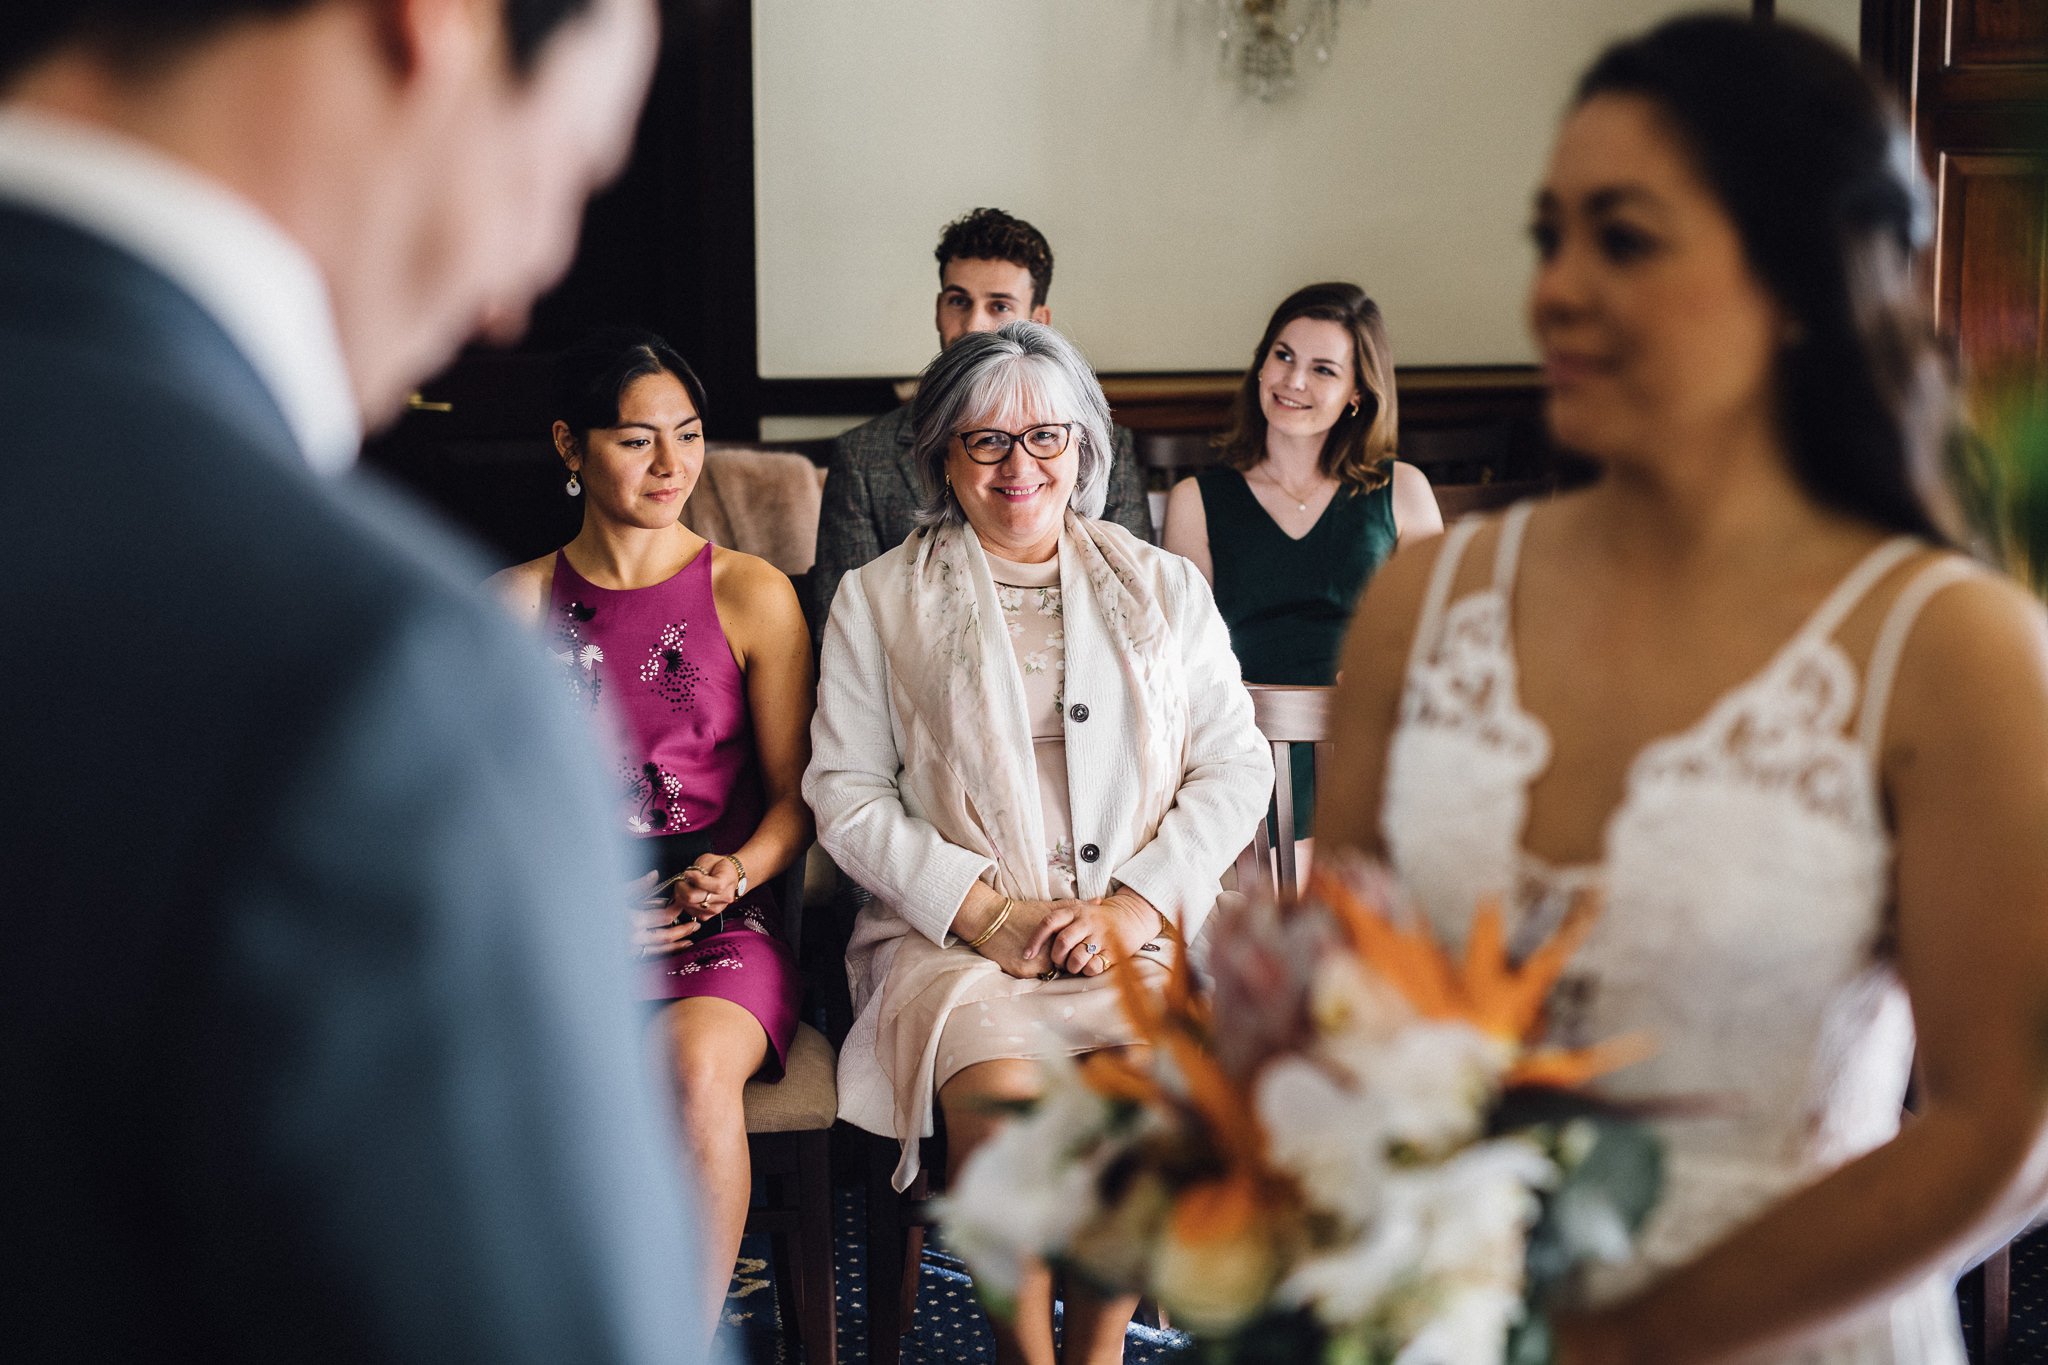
[1309,868,1649,1089]
[1081,940,1270,1169]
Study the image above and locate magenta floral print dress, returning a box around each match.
[549,543,798,1079]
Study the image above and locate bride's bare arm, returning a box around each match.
[1314,532,1454,859]
[1562,571,2048,1364]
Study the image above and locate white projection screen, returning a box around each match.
[751,0,1856,382]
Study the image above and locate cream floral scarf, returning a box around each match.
[868,511,1188,899]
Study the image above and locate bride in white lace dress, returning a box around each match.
[1317,17,2048,1365]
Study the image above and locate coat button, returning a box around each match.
[1079,843,1100,863]
[1068,703,1090,723]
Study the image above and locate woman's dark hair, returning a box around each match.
[1576,14,1958,543]
[551,327,707,441]
[1216,282,1398,490]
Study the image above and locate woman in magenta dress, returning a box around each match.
[490,328,814,1331]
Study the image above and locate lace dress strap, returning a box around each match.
[1406,515,1485,676]
[1855,555,1979,756]
[1491,500,1536,597]
[1797,536,1920,646]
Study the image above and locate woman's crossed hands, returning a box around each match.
[958,887,1163,980]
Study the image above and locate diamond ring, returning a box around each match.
[1083,942,1100,955]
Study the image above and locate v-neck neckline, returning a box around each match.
[1237,467,1341,543]
[1480,504,1916,882]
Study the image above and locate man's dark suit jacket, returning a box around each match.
[804,402,1153,639]
[0,206,702,1359]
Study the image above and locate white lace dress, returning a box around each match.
[1381,503,1975,1363]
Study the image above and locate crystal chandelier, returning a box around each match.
[1211,0,1362,102]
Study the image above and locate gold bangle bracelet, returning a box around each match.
[964,896,1012,950]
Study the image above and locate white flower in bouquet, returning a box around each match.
[1305,951,1411,1044]
[1255,1057,1391,1225]
[1390,1283,1528,1365]
[1066,1168,1176,1291]
[1279,1206,1420,1327]
[1398,1139,1553,1285]
[1148,1175,1284,1336]
[1281,1140,1545,1357]
[1323,1017,1507,1154]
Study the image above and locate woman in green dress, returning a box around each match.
[1162,282,1443,850]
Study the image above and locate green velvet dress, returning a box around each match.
[1195,465,1399,838]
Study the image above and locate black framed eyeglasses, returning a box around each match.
[955,423,1075,464]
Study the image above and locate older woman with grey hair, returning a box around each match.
[806,321,1271,1364]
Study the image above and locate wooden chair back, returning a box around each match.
[1432,478,1557,523]
[1234,684,1335,901]
[1132,430,1222,486]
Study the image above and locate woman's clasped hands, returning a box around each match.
[955,885,1162,980]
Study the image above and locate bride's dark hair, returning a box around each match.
[1577,14,1960,544]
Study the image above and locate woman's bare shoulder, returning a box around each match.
[709,545,807,653]
[709,544,799,609]
[1884,554,2048,731]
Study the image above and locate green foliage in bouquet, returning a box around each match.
[1506,1115,1663,1365]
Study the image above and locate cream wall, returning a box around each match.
[1779,0,1861,54]
[753,0,1859,379]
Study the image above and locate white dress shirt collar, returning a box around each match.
[0,108,362,474]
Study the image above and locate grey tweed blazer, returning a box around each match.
[804,402,1152,638]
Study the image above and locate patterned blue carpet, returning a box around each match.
[720,1186,1189,1364]
[1957,1229,2048,1365]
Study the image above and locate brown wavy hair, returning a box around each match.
[1216,282,1398,491]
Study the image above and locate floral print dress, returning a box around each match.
[990,551,1081,896]
[928,549,1164,1092]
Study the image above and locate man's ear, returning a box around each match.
[371,0,497,86]
[1031,304,1052,326]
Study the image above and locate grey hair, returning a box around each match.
[908,321,1113,530]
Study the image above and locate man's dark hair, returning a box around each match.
[934,208,1054,310]
[0,0,593,89]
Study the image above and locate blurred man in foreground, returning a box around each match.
[0,1,709,1358]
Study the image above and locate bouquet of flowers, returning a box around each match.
[937,861,1662,1365]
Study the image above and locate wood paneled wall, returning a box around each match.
[1870,0,2048,401]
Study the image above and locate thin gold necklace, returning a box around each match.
[1252,465,1331,513]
